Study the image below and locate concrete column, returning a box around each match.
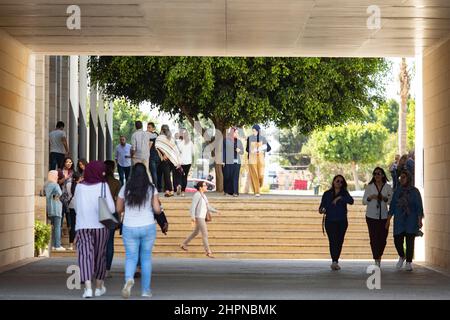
[34,55,46,194]
[48,56,57,129]
[89,83,98,162]
[423,38,450,270]
[0,30,36,267]
[78,56,88,160]
[69,56,79,162]
[106,101,114,160]
[97,94,106,161]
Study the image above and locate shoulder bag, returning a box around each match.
[99,182,119,229]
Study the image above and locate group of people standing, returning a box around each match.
[319,166,423,271]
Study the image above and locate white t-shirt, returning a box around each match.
[49,129,67,154]
[176,140,194,165]
[74,183,116,231]
[118,185,156,227]
[131,129,152,160]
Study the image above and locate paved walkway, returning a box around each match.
[0,258,449,300]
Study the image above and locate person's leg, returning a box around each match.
[378,219,389,260]
[56,153,65,170]
[106,228,116,272]
[405,233,416,263]
[196,218,211,254]
[394,232,406,258]
[76,229,95,283]
[257,154,265,188]
[150,159,158,188]
[53,216,62,248]
[248,164,260,194]
[68,209,76,246]
[181,164,191,192]
[118,165,125,186]
[122,226,140,282]
[325,220,339,262]
[140,224,157,295]
[157,160,163,192]
[49,153,57,170]
[124,166,131,184]
[182,222,201,247]
[222,164,230,194]
[335,219,348,262]
[173,165,181,193]
[366,217,378,260]
[215,164,224,193]
[92,228,110,284]
[233,164,241,195]
[161,161,173,192]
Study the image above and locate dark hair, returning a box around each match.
[330,175,348,193]
[125,163,153,208]
[77,159,88,174]
[104,160,116,177]
[195,181,206,190]
[160,124,172,140]
[63,157,74,172]
[135,121,143,130]
[147,122,156,129]
[368,167,389,184]
[56,121,65,129]
[71,172,82,196]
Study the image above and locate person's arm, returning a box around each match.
[130,134,136,158]
[61,134,69,155]
[104,184,116,213]
[362,185,371,205]
[115,147,119,163]
[152,190,161,215]
[319,191,328,213]
[415,189,424,228]
[116,196,125,215]
[343,190,354,205]
[237,140,244,155]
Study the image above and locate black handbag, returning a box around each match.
[155,209,169,234]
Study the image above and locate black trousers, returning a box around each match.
[394,233,415,262]
[325,219,348,263]
[49,152,65,170]
[160,160,175,192]
[366,217,389,260]
[224,163,241,195]
[68,209,77,244]
[177,164,191,192]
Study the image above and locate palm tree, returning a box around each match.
[398,58,410,155]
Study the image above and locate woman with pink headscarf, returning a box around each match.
[44,170,65,251]
[74,161,115,298]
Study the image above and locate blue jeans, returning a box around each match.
[117,165,131,186]
[122,224,157,294]
[149,158,160,187]
[106,228,116,270]
[50,216,62,248]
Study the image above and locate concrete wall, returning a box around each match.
[424,38,450,270]
[0,30,35,268]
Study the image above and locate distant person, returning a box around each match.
[319,175,354,271]
[59,157,75,232]
[155,125,181,197]
[49,121,69,170]
[406,151,415,186]
[389,154,400,190]
[387,170,424,271]
[223,127,244,197]
[74,161,115,298]
[147,122,160,191]
[44,170,65,251]
[116,163,161,299]
[66,172,82,250]
[77,159,88,177]
[115,136,132,186]
[175,128,194,197]
[104,160,121,278]
[131,121,152,179]
[180,181,218,258]
[363,167,393,267]
[246,125,271,197]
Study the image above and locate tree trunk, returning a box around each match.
[212,120,227,193]
[351,161,360,191]
[398,58,410,155]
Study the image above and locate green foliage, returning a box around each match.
[279,127,309,166]
[112,99,153,147]
[407,99,415,152]
[34,220,51,255]
[89,57,388,134]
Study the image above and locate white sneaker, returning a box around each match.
[255,194,261,197]
[51,247,56,250]
[405,262,413,271]
[82,288,93,298]
[177,185,181,195]
[121,279,134,299]
[142,291,153,298]
[55,246,66,251]
[95,286,106,297]
[335,263,341,270]
[396,257,406,269]
[375,259,381,267]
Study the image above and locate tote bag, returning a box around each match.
[99,182,119,229]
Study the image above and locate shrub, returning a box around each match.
[34,220,51,256]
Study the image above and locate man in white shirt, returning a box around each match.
[131,121,152,181]
[115,136,132,186]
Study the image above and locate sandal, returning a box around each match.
[180,245,188,251]
[206,252,215,258]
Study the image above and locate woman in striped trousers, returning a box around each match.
[74,161,116,298]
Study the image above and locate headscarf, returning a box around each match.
[47,170,59,184]
[82,160,106,185]
[252,124,261,133]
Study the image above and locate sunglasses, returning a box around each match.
[335,180,343,184]
[373,172,383,176]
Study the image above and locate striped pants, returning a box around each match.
[76,228,110,282]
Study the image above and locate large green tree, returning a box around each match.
[89,57,388,136]
[279,126,309,166]
[303,123,388,190]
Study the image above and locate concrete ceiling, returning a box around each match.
[0,0,449,57]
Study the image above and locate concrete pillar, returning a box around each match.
[78,56,88,160]
[34,55,46,194]
[48,56,57,129]
[423,38,450,270]
[69,56,79,162]
[97,94,106,161]
[0,30,36,267]
[106,101,114,160]
[89,83,98,162]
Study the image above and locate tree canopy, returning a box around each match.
[89,56,388,135]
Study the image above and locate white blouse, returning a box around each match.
[362,183,393,220]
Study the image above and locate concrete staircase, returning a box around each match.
[52,195,397,259]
